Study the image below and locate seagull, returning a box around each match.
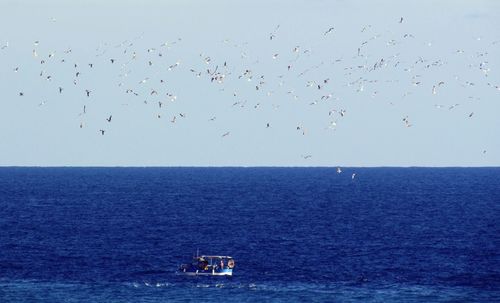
[399,17,404,23]
[168,94,177,102]
[337,167,342,173]
[85,89,91,97]
[302,155,312,159]
[352,173,356,180]
[324,27,334,36]
[58,87,63,93]
[269,24,280,40]
[469,112,474,118]
[99,129,105,135]
[327,120,337,129]
[106,115,112,122]
[168,62,180,70]
[403,116,412,127]
[222,132,230,137]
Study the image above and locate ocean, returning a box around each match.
[0,167,499,302]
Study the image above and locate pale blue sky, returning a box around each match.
[0,0,499,166]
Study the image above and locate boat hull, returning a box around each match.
[177,268,233,276]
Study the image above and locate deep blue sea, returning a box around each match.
[0,167,499,302]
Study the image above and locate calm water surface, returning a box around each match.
[0,167,499,302]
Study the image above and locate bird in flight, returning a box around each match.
[106,115,112,122]
[269,24,280,40]
[403,116,412,127]
[324,27,334,36]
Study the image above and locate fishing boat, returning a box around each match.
[178,254,235,276]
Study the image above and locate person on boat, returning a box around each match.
[197,257,208,270]
[220,259,224,270]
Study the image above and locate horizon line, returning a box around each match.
[0,165,499,169]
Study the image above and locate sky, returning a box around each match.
[0,0,499,166]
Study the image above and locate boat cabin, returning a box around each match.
[178,255,235,276]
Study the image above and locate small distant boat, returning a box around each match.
[178,254,235,276]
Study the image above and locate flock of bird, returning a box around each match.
[2,16,498,166]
